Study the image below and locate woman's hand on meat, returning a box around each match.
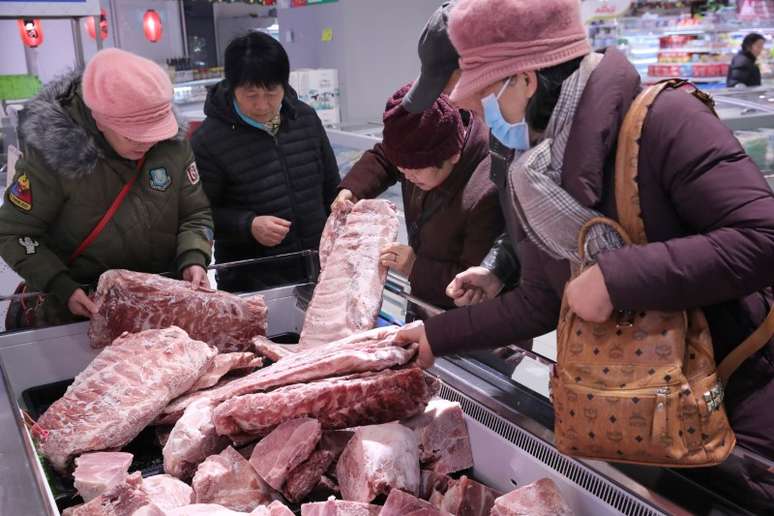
[251,216,291,247]
[380,243,416,277]
[565,264,613,323]
[446,266,503,306]
[332,189,357,211]
[183,265,211,290]
[67,288,98,319]
[395,321,435,369]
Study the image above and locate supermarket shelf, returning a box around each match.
[656,48,733,54]
[646,75,726,83]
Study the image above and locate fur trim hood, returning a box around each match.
[18,71,186,179]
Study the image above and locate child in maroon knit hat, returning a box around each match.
[334,84,503,310]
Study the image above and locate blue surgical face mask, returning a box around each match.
[482,77,531,151]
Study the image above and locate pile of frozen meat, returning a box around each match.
[31,200,573,515]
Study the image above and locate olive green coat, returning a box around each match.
[0,73,213,323]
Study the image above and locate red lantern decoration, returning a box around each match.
[85,8,109,41]
[18,18,44,48]
[143,9,163,43]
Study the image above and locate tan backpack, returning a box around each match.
[551,80,774,467]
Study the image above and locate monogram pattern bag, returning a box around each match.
[550,80,774,467]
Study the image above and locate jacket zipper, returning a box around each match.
[273,134,301,252]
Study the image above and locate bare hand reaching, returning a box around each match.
[67,288,98,319]
[445,266,503,307]
[251,216,291,247]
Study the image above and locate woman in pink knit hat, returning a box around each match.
[397,0,774,509]
[0,48,214,328]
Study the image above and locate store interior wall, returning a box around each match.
[0,0,183,83]
[278,0,445,127]
[212,3,277,65]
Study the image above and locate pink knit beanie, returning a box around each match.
[447,0,592,103]
[83,48,177,143]
[382,83,464,170]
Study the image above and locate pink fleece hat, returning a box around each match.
[447,0,592,103]
[82,48,177,143]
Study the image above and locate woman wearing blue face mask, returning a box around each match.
[396,0,774,509]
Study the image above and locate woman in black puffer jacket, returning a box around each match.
[193,32,340,291]
[727,32,765,87]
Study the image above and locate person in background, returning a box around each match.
[404,0,522,302]
[397,0,774,509]
[727,32,766,87]
[193,32,340,292]
[332,84,502,310]
[0,48,213,329]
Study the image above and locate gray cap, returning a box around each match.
[402,1,459,113]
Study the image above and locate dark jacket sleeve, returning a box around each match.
[339,143,400,200]
[409,187,504,307]
[598,91,774,311]
[481,233,521,289]
[175,145,214,272]
[0,149,80,303]
[193,129,256,245]
[425,236,562,356]
[316,116,341,210]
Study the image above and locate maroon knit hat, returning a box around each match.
[382,83,464,169]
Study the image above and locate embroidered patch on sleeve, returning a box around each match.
[8,174,32,211]
[149,167,172,191]
[186,161,200,185]
[18,236,39,255]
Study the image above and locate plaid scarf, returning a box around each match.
[507,53,623,265]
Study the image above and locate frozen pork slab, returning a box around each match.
[249,417,322,491]
[283,449,336,503]
[491,478,573,516]
[37,327,216,472]
[161,327,415,423]
[299,199,399,348]
[73,452,133,502]
[402,399,474,475]
[163,398,229,480]
[70,472,155,516]
[143,474,193,511]
[438,475,500,516]
[214,368,437,438]
[250,501,295,516]
[301,498,382,516]
[380,488,447,516]
[89,269,267,352]
[336,422,420,503]
[192,446,275,512]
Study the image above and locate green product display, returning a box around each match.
[0,75,42,101]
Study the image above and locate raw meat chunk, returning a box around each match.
[163,398,229,480]
[439,476,499,516]
[491,478,573,516]
[37,327,216,472]
[309,476,341,500]
[402,399,474,474]
[301,498,382,516]
[162,327,414,422]
[192,446,275,512]
[214,368,437,438]
[248,417,322,491]
[320,430,355,471]
[319,199,353,271]
[167,504,250,515]
[250,501,295,516]
[71,472,152,516]
[191,353,263,391]
[253,336,297,362]
[73,452,133,502]
[380,488,447,516]
[299,200,399,348]
[284,449,335,503]
[419,470,452,501]
[89,269,267,351]
[143,474,193,511]
[336,422,420,503]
